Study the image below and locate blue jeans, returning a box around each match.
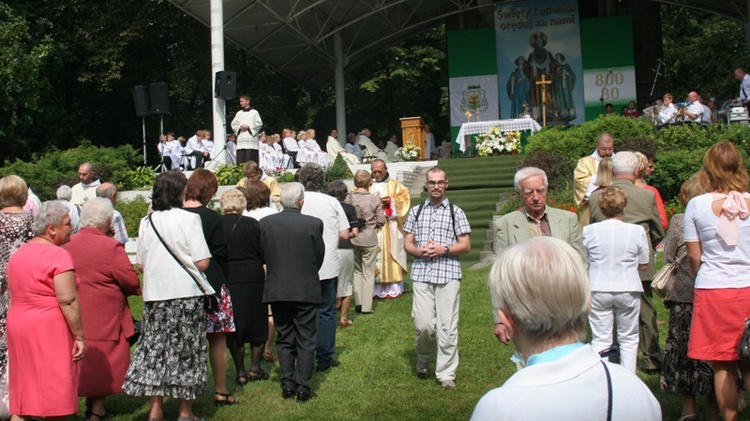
[316,277,338,368]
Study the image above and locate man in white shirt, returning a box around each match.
[735,67,750,106]
[657,93,678,125]
[682,91,703,124]
[298,163,350,372]
[70,162,101,206]
[158,132,182,170]
[185,130,210,169]
[96,182,129,244]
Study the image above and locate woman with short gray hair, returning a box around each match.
[7,200,84,419]
[65,197,141,421]
[472,237,659,420]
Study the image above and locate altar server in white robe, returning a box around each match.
[231,94,263,165]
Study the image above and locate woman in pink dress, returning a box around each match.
[6,201,84,420]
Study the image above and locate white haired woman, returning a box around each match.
[472,237,659,420]
[64,198,141,421]
[7,200,83,419]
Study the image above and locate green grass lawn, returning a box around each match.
[93,255,691,420]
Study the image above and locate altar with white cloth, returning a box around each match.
[456,118,542,153]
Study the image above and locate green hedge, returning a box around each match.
[0,141,140,200]
[524,117,750,203]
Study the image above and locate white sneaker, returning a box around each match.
[441,379,456,390]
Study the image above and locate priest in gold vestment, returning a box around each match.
[573,133,614,226]
[236,160,282,209]
[369,159,410,298]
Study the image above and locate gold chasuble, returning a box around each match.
[370,176,410,298]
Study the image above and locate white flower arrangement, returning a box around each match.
[395,142,421,161]
[476,128,521,157]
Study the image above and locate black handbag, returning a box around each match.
[127,317,141,346]
[739,318,750,360]
[147,213,219,312]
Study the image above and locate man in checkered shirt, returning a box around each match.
[404,167,471,390]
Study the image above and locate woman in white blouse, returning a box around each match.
[582,186,649,372]
[684,141,750,421]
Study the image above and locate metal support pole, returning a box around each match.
[210,0,227,166]
[334,32,347,146]
[142,117,147,167]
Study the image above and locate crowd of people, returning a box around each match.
[5,122,750,419]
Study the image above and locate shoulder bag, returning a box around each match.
[148,213,219,312]
[651,250,687,299]
[738,318,750,360]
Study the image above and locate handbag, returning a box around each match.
[148,213,219,312]
[127,317,141,347]
[0,365,9,419]
[651,250,687,299]
[738,318,750,360]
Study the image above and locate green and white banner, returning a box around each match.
[449,75,500,127]
[581,16,636,119]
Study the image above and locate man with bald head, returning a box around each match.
[96,182,128,244]
[369,159,410,299]
[70,162,101,205]
[573,133,614,211]
[682,91,703,124]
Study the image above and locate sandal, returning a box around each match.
[236,370,249,386]
[339,319,353,329]
[214,391,241,406]
[248,368,270,382]
[85,410,108,421]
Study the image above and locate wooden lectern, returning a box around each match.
[399,116,427,160]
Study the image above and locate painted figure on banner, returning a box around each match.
[506,56,531,119]
[527,32,557,121]
[553,53,576,121]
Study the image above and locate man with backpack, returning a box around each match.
[403,167,471,390]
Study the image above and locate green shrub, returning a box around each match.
[215,164,245,186]
[121,167,156,190]
[0,141,140,200]
[324,154,353,187]
[649,148,708,203]
[520,149,575,193]
[116,195,150,238]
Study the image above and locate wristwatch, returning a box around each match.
[444,246,450,255]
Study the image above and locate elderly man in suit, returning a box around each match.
[492,166,586,343]
[260,182,325,402]
[589,151,665,373]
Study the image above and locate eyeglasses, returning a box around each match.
[522,187,547,197]
[426,181,447,187]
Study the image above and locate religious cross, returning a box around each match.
[535,74,552,127]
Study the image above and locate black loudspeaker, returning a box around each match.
[215,71,237,100]
[148,82,170,114]
[132,85,150,117]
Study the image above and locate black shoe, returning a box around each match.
[282,388,296,399]
[317,359,341,372]
[296,390,317,403]
[355,305,362,314]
